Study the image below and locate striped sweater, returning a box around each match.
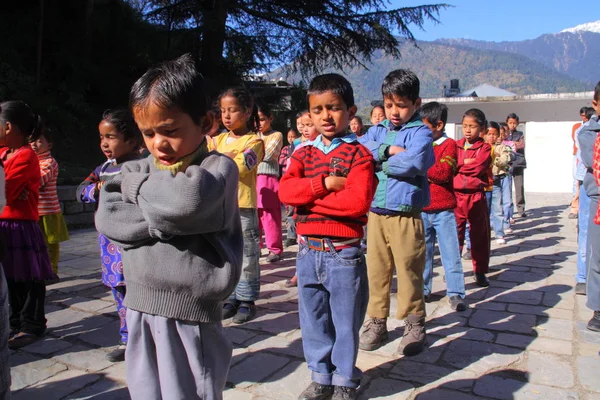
[257,130,283,176]
[37,151,61,215]
[279,140,376,238]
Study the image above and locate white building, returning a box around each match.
[423,91,595,193]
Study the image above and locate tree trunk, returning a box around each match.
[199,0,228,81]
[35,0,44,85]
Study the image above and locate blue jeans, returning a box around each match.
[491,177,510,238]
[577,187,590,283]
[296,240,368,388]
[422,210,466,298]
[497,175,513,228]
[230,208,260,302]
[485,191,492,213]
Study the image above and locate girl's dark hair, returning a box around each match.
[370,105,384,116]
[129,53,209,125]
[29,127,54,144]
[499,122,509,129]
[102,109,141,143]
[506,113,519,122]
[0,101,44,140]
[296,110,308,119]
[352,116,363,124]
[463,108,487,128]
[257,102,273,118]
[218,85,260,132]
[489,121,500,131]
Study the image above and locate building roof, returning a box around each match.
[458,84,517,98]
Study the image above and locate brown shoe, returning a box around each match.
[397,314,426,356]
[298,381,334,400]
[359,317,388,351]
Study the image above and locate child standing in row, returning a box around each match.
[420,101,466,311]
[370,105,385,125]
[29,128,69,284]
[77,109,140,362]
[256,103,284,262]
[487,122,513,245]
[280,129,300,250]
[359,69,434,356]
[0,101,53,349]
[454,109,492,287]
[96,54,243,399]
[211,86,264,324]
[280,73,376,400]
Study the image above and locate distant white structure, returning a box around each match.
[560,20,600,34]
[423,91,595,193]
[458,84,516,98]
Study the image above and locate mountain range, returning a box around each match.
[270,20,599,112]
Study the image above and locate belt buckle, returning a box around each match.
[307,237,325,252]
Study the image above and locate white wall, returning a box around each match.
[523,121,577,193]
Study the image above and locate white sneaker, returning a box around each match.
[504,227,513,234]
[496,238,507,245]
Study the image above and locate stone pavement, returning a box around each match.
[9,193,600,399]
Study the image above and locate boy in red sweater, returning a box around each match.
[420,102,466,311]
[279,74,376,400]
[455,109,492,287]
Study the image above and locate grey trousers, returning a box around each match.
[126,309,232,400]
[0,268,10,400]
[586,198,600,311]
[513,168,526,214]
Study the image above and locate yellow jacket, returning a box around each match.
[209,132,264,209]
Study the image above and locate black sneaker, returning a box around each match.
[474,273,489,287]
[106,343,126,362]
[587,311,600,332]
[284,238,297,247]
[449,295,467,311]
[462,252,472,261]
[45,274,60,285]
[298,382,334,400]
[233,302,257,324]
[332,385,357,400]
[575,282,587,296]
[222,300,240,320]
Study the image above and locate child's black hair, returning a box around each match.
[352,116,363,124]
[102,108,141,143]
[595,81,600,102]
[129,53,209,125]
[296,110,308,119]
[420,101,448,128]
[307,73,355,108]
[257,102,273,118]
[370,105,384,116]
[580,106,589,115]
[218,84,260,132]
[499,122,509,129]
[0,101,44,140]
[463,108,487,128]
[29,127,54,144]
[584,107,595,121]
[506,113,519,122]
[488,121,500,132]
[381,69,420,103]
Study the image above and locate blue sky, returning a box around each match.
[390,0,595,42]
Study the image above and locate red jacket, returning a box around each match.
[279,141,376,238]
[423,137,457,212]
[453,137,491,193]
[1,146,41,221]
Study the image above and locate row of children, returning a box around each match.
[0,101,69,351]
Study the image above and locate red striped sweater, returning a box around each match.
[279,141,376,238]
[37,151,62,215]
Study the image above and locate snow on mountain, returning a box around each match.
[560,20,600,34]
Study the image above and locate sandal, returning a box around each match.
[8,332,41,349]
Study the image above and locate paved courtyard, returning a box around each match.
[8,193,600,399]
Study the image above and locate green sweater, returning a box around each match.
[95,149,243,323]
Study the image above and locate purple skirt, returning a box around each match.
[0,220,53,281]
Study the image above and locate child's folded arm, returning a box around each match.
[231,139,265,178]
[309,156,376,218]
[460,144,492,175]
[382,132,434,178]
[76,168,100,203]
[263,132,283,162]
[39,160,55,189]
[5,152,38,205]
[428,145,457,184]
[279,154,329,206]
[95,177,152,249]
[121,159,239,237]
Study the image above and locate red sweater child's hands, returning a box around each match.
[324,176,347,192]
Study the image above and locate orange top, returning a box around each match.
[572,122,582,155]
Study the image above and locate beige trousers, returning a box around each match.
[366,211,426,320]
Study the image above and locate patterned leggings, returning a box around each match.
[111,286,128,344]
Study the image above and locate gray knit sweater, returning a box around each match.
[95,151,243,323]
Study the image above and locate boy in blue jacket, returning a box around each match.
[359,69,434,356]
